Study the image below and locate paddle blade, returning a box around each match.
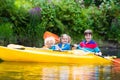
[43,31,60,43]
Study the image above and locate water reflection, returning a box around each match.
[0,62,115,80]
[111,60,120,80]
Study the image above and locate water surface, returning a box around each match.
[0,62,120,80]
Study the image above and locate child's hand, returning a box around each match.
[73,44,78,47]
[95,52,102,56]
[72,44,78,50]
[55,45,61,50]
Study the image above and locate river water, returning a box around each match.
[0,49,120,80]
[0,61,120,80]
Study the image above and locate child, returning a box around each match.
[57,34,71,51]
[43,37,57,50]
[74,29,102,56]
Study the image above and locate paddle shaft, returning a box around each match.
[112,59,120,64]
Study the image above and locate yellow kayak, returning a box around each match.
[0,45,111,64]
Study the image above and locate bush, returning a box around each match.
[0,22,16,46]
[0,0,120,47]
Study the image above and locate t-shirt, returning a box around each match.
[77,40,101,53]
[58,43,71,50]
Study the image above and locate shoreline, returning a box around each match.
[99,41,120,49]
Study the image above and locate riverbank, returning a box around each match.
[98,41,120,57]
[98,40,120,49]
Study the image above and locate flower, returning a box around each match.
[29,7,41,16]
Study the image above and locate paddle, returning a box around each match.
[103,56,120,64]
[111,59,120,64]
[43,31,60,43]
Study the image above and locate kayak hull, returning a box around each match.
[0,46,111,64]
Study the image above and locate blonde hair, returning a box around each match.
[44,37,55,46]
[60,34,71,43]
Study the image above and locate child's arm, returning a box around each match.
[94,47,102,56]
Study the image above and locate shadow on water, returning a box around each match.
[0,61,120,80]
[101,48,120,58]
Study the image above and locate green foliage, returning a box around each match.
[0,23,16,46]
[0,0,120,47]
